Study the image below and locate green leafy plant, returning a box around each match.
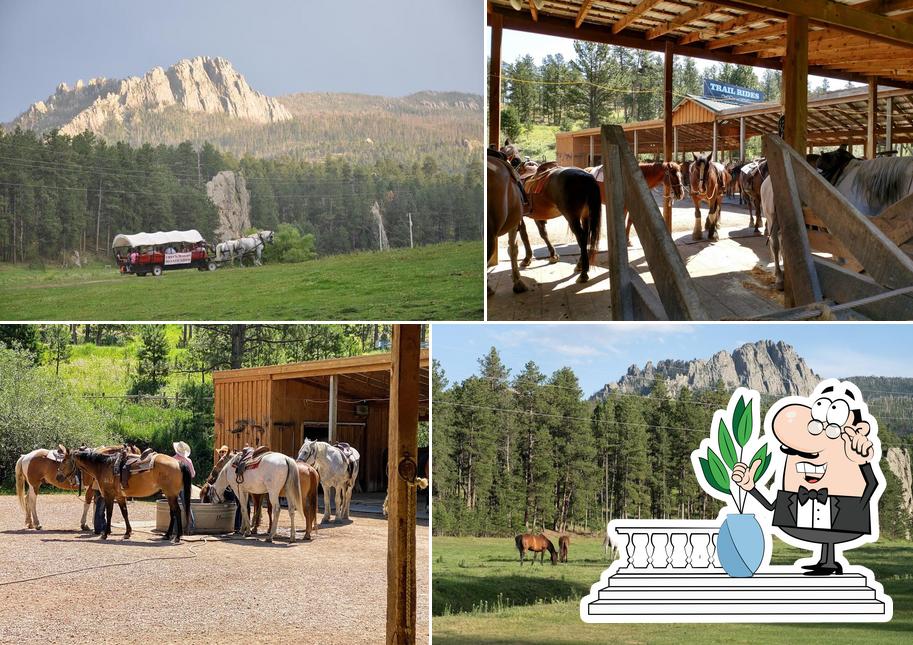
[697,395,771,513]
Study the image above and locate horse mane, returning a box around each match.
[852,157,913,210]
[75,449,116,465]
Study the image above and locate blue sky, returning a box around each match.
[432,324,913,396]
[0,0,483,122]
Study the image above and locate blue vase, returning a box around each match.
[717,513,765,577]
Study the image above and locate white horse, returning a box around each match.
[215,239,240,264]
[234,230,274,266]
[602,523,620,560]
[817,146,913,216]
[297,439,360,523]
[212,451,302,543]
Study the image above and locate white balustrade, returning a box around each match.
[612,524,721,570]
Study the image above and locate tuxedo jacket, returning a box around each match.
[748,463,878,535]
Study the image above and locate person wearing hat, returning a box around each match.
[173,441,196,531]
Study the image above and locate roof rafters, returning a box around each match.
[612,0,664,34]
[646,3,724,40]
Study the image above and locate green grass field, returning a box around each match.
[433,535,913,644]
[0,241,482,320]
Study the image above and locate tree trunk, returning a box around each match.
[229,324,246,369]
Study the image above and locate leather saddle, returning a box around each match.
[114,447,157,488]
[234,445,269,483]
[334,442,358,479]
[47,449,65,463]
[523,162,560,194]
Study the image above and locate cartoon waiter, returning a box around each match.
[731,380,883,576]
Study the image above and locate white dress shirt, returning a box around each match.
[797,495,832,530]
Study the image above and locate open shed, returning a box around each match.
[211,349,430,493]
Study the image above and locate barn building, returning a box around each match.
[212,350,429,493]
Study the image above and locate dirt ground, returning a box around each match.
[0,495,429,644]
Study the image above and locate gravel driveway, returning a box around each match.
[0,495,429,644]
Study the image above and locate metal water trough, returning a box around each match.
[155,500,235,534]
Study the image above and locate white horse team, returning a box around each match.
[215,230,274,266]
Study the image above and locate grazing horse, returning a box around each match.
[60,447,190,542]
[212,451,303,542]
[603,523,619,560]
[558,535,570,563]
[739,160,768,232]
[689,152,730,241]
[487,147,528,294]
[586,161,685,246]
[502,143,602,283]
[817,145,913,216]
[515,533,557,565]
[297,439,360,523]
[15,445,107,531]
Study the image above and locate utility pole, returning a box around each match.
[407,212,413,248]
[95,180,102,254]
[197,148,202,187]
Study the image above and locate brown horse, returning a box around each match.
[689,152,730,241]
[515,533,557,565]
[558,535,570,563]
[59,447,190,542]
[487,147,528,294]
[739,159,768,232]
[15,445,128,531]
[586,162,685,246]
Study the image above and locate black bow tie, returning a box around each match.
[798,486,829,505]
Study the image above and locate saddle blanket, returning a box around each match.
[741,161,760,178]
[524,164,561,195]
[46,449,65,462]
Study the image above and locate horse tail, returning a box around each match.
[587,179,602,262]
[514,534,523,553]
[180,462,192,530]
[308,468,319,534]
[284,456,303,522]
[15,455,27,514]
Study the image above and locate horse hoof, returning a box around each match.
[512,281,528,294]
[775,280,784,292]
[548,255,559,264]
[265,537,273,543]
[577,273,589,284]
[520,259,532,268]
[173,537,181,544]
[100,534,108,540]
[304,534,312,541]
[34,525,42,531]
[123,533,131,540]
[692,232,702,242]
[80,524,89,531]
[161,534,171,541]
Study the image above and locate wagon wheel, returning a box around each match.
[152,265,163,277]
[207,261,217,271]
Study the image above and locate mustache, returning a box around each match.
[780,445,820,460]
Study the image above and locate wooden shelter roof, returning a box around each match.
[212,349,430,411]
[489,1,913,89]
[557,86,913,153]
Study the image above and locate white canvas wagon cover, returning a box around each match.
[112,230,204,249]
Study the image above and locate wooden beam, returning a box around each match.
[712,0,913,48]
[782,14,809,153]
[706,22,786,49]
[815,259,913,319]
[600,139,634,320]
[612,0,664,34]
[527,0,538,21]
[576,0,595,28]
[678,11,771,45]
[328,374,338,442]
[387,324,420,645]
[489,13,503,148]
[887,95,894,148]
[647,3,722,40]
[664,40,674,233]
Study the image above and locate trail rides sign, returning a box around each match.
[703,79,764,104]
[580,380,892,623]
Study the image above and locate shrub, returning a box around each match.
[263,223,317,264]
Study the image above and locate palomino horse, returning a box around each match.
[487,147,528,294]
[689,152,730,241]
[586,161,685,246]
[558,535,570,563]
[515,533,557,565]
[297,439,360,523]
[817,145,913,216]
[502,148,602,284]
[212,451,303,543]
[60,447,191,542]
[16,446,101,531]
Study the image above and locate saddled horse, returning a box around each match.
[726,160,746,204]
[739,159,768,232]
[503,156,601,283]
[558,535,570,563]
[487,147,528,294]
[212,451,303,542]
[297,439,360,523]
[586,161,685,246]
[689,152,730,241]
[515,533,557,565]
[817,145,913,216]
[60,447,190,542]
[16,446,102,531]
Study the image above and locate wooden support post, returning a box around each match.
[599,137,634,320]
[886,96,893,151]
[488,14,503,148]
[782,15,808,153]
[633,130,639,158]
[328,374,338,443]
[712,121,718,160]
[673,126,678,159]
[867,78,877,159]
[387,324,420,645]
[663,40,674,233]
[739,117,746,161]
[589,135,595,167]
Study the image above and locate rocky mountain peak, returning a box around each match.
[593,340,821,399]
[9,56,291,135]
